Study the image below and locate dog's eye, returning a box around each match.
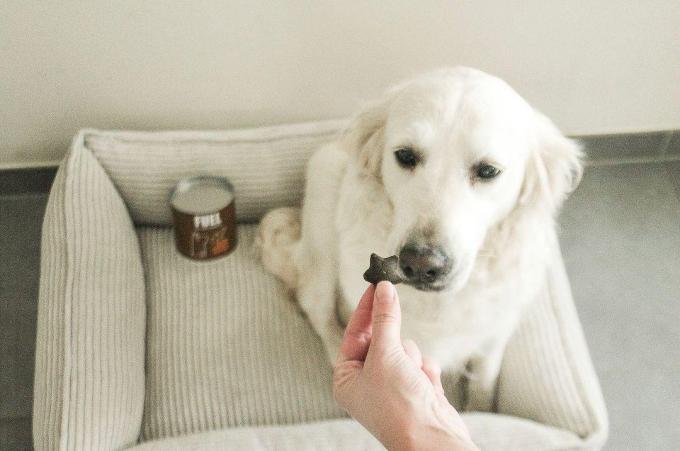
[475,164,501,180]
[394,148,420,169]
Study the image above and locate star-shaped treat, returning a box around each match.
[363,253,405,285]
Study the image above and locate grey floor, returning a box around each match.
[1,162,679,450]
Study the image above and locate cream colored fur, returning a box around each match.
[256,67,582,411]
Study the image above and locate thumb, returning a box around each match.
[369,281,402,353]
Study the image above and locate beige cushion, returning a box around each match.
[137,226,345,440]
[33,145,146,450]
[34,122,608,450]
[128,419,383,451]
[497,240,608,444]
[126,414,584,451]
[83,121,345,224]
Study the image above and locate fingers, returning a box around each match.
[402,339,423,368]
[368,281,402,354]
[337,284,376,364]
[422,356,445,395]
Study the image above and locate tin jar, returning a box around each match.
[170,176,237,260]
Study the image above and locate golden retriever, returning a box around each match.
[256,67,582,410]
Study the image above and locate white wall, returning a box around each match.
[2,1,679,167]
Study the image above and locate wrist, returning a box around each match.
[386,409,478,451]
[402,422,477,451]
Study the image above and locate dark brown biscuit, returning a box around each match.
[363,253,405,285]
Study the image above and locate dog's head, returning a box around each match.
[344,67,582,292]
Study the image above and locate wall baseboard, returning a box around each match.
[576,130,679,164]
[1,130,679,195]
[0,160,63,171]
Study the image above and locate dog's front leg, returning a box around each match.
[464,334,512,412]
[295,255,345,364]
[292,144,350,365]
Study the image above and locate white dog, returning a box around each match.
[256,67,582,410]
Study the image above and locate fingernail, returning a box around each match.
[376,281,395,304]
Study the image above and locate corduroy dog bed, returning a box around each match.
[33,120,608,450]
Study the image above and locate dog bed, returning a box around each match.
[33,120,608,450]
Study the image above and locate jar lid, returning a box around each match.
[170,176,234,215]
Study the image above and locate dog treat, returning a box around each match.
[363,253,405,285]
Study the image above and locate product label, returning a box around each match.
[193,213,222,229]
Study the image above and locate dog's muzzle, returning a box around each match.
[398,244,453,291]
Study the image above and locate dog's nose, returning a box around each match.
[398,245,452,284]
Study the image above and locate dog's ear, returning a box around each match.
[519,111,584,213]
[342,99,388,178]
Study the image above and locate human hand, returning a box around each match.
[333,282,479,451]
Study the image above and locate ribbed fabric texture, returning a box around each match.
[32,145,146,450]
[129,419,383,451]
[137,226,345,441]
[497,234,609,448]
[33,162,68,451]
[126,413,585,451]
[84,120,346,225]
[33,122,608,450]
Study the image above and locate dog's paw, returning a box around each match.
[255,207,301,288]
